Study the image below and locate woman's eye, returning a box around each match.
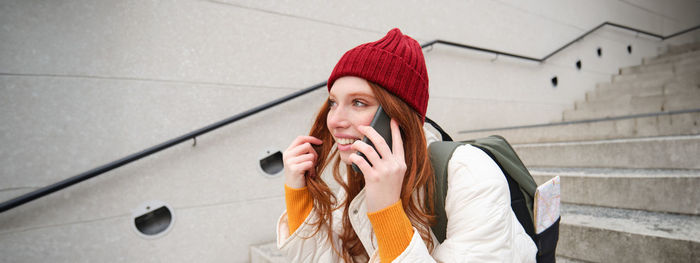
[352,99,367,107]
[328,100,337,107]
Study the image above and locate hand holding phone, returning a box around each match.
[351,106,407,213]
[352,106,392,174]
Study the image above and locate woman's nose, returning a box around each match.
[328,106,350,129]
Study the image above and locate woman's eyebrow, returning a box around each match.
[346,92,374,99]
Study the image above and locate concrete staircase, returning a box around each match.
[249,42,700,262]
[453,42,700,262]
[512,42,700,262]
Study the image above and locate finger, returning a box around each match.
[291,161,314,174]
[297,142,319,162]
[285,142,318,161]
[358,125,392,158]
[284,143,306,161]
[390,119,405,162]
[349,153,373,177]
[306,136,323,145]
[288,153,316,166]
[286,136,323,152]
[285,137,306,152]
[351,139,382,166]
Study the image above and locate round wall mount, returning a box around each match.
[258,148,284,177]
[131,200,175,239]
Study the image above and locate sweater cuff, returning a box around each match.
[367,200,414,262]
[284,185,313,234]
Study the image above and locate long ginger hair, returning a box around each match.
[304,81,436,261]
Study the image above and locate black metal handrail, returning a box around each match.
[0,82,326,213]
[422,22,700,62]
[1,22,699,213]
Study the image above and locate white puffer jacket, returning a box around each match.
[276,129,537,262]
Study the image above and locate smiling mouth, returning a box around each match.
[335,138,358,145]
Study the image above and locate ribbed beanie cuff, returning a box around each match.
[328,28,429,121]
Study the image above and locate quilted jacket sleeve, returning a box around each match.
[431,145,537,262]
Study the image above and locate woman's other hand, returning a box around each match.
[350,119,406,212]
[283,136,323,189]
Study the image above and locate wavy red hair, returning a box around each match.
[303,81,436,261]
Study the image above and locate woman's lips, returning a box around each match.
[335,137,359,151]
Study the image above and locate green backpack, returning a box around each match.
[425,118,558,262]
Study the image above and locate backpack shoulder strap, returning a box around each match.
[470,135,537,197]
[425,117,453,142]
[469,135,537,238]
[428,141,463,244]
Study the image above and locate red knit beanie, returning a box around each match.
[327,28,429,121]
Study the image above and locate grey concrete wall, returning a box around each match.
[1,0,699,262]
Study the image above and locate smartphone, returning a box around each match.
[351,105,392,174]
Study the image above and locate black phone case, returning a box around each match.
[352,106,392,174]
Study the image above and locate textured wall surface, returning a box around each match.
[1,0,699,262]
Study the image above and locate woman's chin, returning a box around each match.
[338,152,353,165]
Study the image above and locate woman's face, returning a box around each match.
[327,76,379,165]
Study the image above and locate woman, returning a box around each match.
[277,28,537,262]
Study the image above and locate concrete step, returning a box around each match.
[619,60,674,75]
[644,48,700,66]
[250,242,286,263]
[531,167,700,215]
[586,79,699,102]
[595,68,700,93]
[556,256,590,263]
[565,91,700,121]
[611,69,675,83]
[611,62,700,84]
[558,204,700,263]
[665,41,700,56]
[251,243,600,263]
[456,111,700,144]
[620,51,700,75]
[513,134,700,169]
[576,89,700,112]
